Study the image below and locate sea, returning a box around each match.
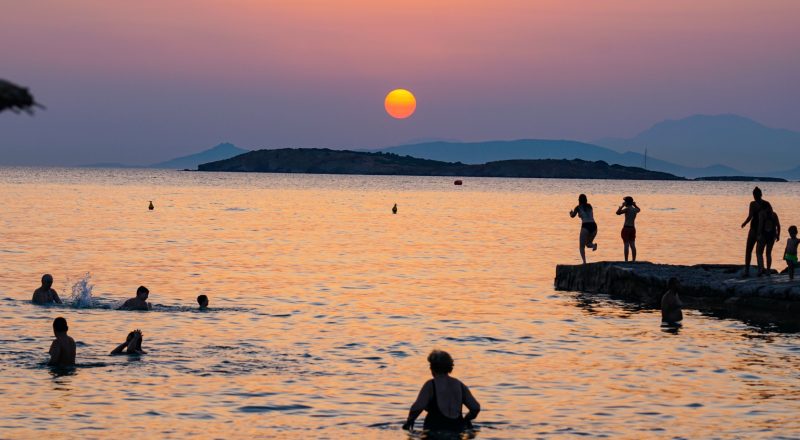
[0,167,798,439]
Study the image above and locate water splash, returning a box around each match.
[69,273,95,308]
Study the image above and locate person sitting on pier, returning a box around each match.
[741,187,771,277]
[197,294,209,310]
[110,329,146,355]
[570,194,598,264]
[661,277,683,326]
[32,274,62,305]
[48,317,76,367]
[784,226,799,280]
[402,350,481,434]
[756,204,780,276]
[616,196,640,262]
[118,286,152,311]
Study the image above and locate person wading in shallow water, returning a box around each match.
[616,196,640,262]
[741,186,771,277]
[118,286,152,311]
[661,277,683,327]
[110,329,146,355]
[48,317,76,367]
[32,274,62,305]
[402,350,481,434]
[570,194,598,264]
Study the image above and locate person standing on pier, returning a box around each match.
[616,196,640,262]
[741,187,771,277]
[784,226,799,280]
[570,194,598,264]
[756,204,780,276]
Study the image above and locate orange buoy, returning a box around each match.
[454,180,463,185]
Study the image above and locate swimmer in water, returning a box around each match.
[118,286,152,311]
[48,317,76,367]
[402,350,481,434]
[197,294,209,310]
[392,203,398,214]
[661,277,683,326]
[110,329,146,355]
[32,274,62,305]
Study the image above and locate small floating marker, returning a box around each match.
[392,203,397,214]
[148,201,154,210]
[454,180,463,185]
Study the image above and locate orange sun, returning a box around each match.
[384,89,416,119]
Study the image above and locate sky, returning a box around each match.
[1,0,799,166]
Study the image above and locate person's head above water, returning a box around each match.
[136,286,149,300]
[667,277,680,290]
[623,196,634,206]
[578,194,588,206]
[753,186,762,201]
[127,330,143,351]
[428,349,454,376]
[53,316,68,334]
[789,226,798,237]
[41,274,53,289]
[197,294,209,309]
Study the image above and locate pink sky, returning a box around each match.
[1,0,798,165]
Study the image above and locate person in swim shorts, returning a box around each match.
[616,196,640,262]
[570,194,598,264]
[784,225,799,280]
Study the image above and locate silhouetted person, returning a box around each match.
[148,201,154,210]
[756,204,780,276]
[784,226,799,280]
[32,274,62,305]
[197,294,209,310]
[661,277,683,326]
[392,203,397,214]
[402,350,480,434]
[110,329,146,355]
[569,194,598,264]
[119,286,152,311]
[741,187,771,277]
[48,317,76,367]
[616,196,640,262]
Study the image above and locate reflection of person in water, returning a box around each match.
[661,278,683,326]
[569,194,598,264]
[48,317,76,367]
[402,350,481,433]
[110,329,146,355]
[32,274,62,305]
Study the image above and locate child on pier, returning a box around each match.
[784,226,799,280]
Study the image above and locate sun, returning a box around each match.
[385,89,416,119]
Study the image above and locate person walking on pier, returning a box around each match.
[741,187,771,277]
[616,196,640,262]
[570,194,598,264]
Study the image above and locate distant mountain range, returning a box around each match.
[198,148,683,180]
[594,114,800,174]
[82,142,249,169]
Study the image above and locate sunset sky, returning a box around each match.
[1,0,798,165]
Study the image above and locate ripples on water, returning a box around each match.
[0,168,798,438]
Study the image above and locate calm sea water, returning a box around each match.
[0,168,799,439]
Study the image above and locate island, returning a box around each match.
[555,262,800,330]
[197,148,684,180]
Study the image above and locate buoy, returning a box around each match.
[148,201,154,210]
[454,180,463,185]
[392,203,397,214]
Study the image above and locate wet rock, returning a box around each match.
[555,262,800,329]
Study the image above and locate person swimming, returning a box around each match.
[148,201,154,210]
[661,277,683,326]
[118,286,152,311]
[110,329,146,355]
[402,350,481,434]
[32,274,62,305]
[197,294,209,310]
[392,203,398,214]
[48,317,76,367]
[569,194,598,264]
